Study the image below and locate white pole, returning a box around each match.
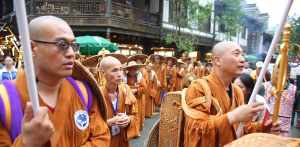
[235,0,295,138]
[14,0,40,114]
[248,0,294,104]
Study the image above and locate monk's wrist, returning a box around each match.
[22,137,43,147]
[227,112,237,124]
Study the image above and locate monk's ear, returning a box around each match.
[213,55,221,66]
[31,41,38,56]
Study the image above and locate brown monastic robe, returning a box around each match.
[126,70,146,131]
[175,67,185,91]
[153,63,167,105]
[0,71,111,147]
[184,72,262,147]
[194,66,205,79]
[142,68,157,117]
[166,66,177,92]
[101,83,139,147]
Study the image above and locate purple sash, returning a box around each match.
[66,77,93,112]
[0,80,23,141]
[0,77,92,142]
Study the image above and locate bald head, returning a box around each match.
[212,41,242,57]
[29,15,71,40]
[210,41,245,79]
[99,56,122,72]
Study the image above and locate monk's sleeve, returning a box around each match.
[124,85,140,139]
[184,82,234,147]
[0,122,25,147]
[244,121,263,134]
[81,97,110,147]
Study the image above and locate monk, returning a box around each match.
[204,62,212,76]
[129,55,156,117]
[0,16,110,147]
[143,62,159,117]
[99,56,139,147]
[183,41,279,147]
[150,54,167,105]
[124,61,146,132]
[166,57,177,92]
[174,59,186,91]
[194,62,205,79]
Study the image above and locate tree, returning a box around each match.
[214,0,244,40]
[164,0,212,53]
[289,16,300,57]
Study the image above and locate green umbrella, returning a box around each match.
[75,36,119,55]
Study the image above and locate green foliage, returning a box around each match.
[165,0,212,52]
[164,33,195,52]
[289,16,300,57]
[215,0,244,38]
[188,1,212,29]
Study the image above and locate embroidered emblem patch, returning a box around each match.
[74,110,89,131]
[111,125,121,136]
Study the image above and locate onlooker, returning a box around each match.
[264,66,297,136]
[234,73,255,103]
[0,56,17,80]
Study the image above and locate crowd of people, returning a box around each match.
[0,15,299,147]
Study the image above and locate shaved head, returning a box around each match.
[29,15,76,79]
[99,56,123,85]
[212,41,242,57]
[99,56,122,72]
[211,41,245,78]
[29,15,71,40]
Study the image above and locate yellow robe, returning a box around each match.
[183,72,261,147]
[101,83,139,147]
[142,68,157,117]
[0,71,110,147]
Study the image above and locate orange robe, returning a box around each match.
[194,66,205,79]
[142,68,157,117]
[174,67,185,91]
[153,64,167,105]
[183,72,261,147]
[166,66,177,92]
[101,83,139,147]
[0,71,110,147]
[126,72,146,131]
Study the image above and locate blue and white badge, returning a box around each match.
[74,110,89,131]
[111,125,121,136]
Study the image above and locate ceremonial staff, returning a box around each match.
[236,0,294,137]
[14,0,40,113]
[247,0,293,106]
[271,24,291,122]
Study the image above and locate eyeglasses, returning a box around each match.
[32,39,80,52]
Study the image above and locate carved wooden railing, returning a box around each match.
[147,91,184,147]
[26,0,161,36]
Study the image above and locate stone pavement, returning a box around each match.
[129,113,160,147]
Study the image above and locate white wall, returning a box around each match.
[162,0,169,22]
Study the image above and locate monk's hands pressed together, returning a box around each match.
[22,102,55,147]
[115,113,131,128]
[107,113,131,128]
[227,102,264,124]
